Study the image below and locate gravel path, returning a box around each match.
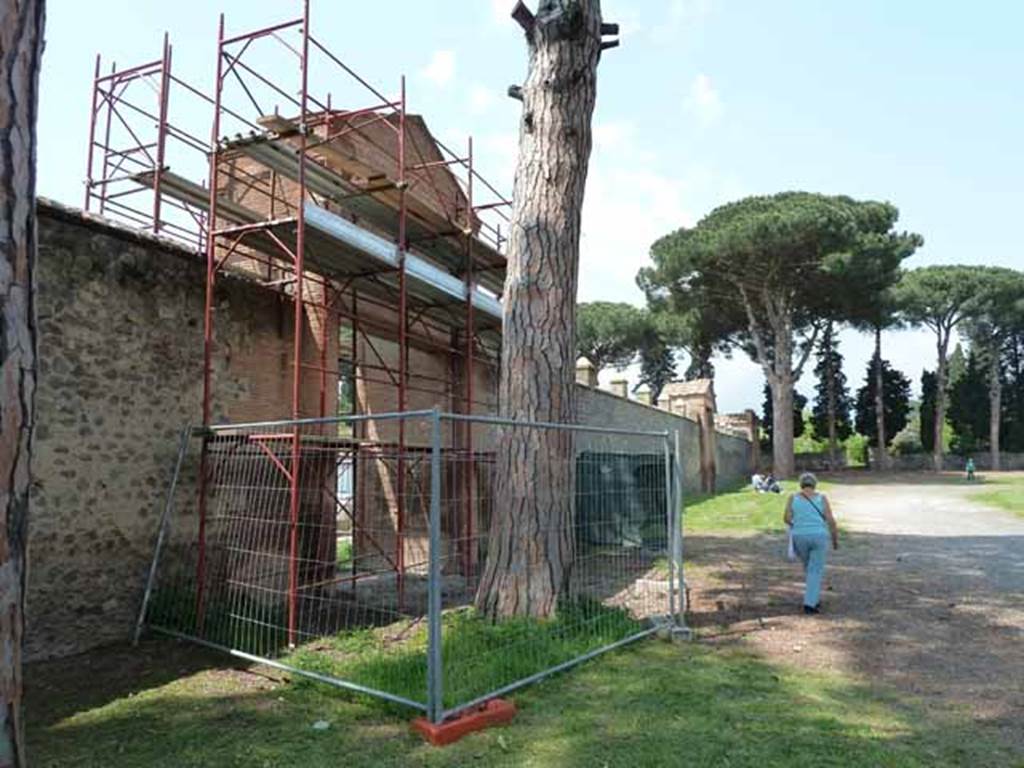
[835,475,1024,593]
[686,474,1024,753]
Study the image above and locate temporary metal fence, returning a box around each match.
[137,410,686,723]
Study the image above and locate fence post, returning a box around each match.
[662,432,677,625]
[427,408,444,723]
[673,429,689,634]
[134,425,191,645]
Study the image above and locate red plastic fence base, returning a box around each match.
[411,699,517,746]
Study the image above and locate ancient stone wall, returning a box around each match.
[28,201,334,661]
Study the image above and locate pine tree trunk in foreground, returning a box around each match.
[769,373,796,479]
[873,326,888,471]
[476,0,603,619]
[0,1,45,764]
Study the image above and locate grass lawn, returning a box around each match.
[287,600,644,712]
[972,473,1024,518]
[684,481,830,534]
[29,636,1015,768]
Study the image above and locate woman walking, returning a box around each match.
[784,472,839,614]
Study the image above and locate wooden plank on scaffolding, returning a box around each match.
[132,169,262,225]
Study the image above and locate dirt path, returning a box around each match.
[686,474,1024,752]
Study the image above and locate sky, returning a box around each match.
[37,0,1024,414]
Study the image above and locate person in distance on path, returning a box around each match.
[784,472,839,614]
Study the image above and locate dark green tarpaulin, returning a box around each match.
[575,452,670,551]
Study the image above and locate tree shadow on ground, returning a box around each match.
[27,637,251,729]
[27,522,1024,766]
[28,636,1019,768]
[684,529,1024,753]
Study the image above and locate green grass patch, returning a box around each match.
[972,474,1024,517]
[287,598,644,711]
[684,481,831,534]
[30,640,1017,767]
[336,538,353,567]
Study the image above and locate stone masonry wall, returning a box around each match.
[28,201,333,661]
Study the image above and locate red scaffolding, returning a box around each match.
[87,1,511,645]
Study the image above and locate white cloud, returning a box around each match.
[420,50,456,88]
[578,162,693,306]
[686,73,724,125]
[469,84,499,114]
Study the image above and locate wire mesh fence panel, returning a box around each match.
[432,414,679,720]
[142,413,441,712]
[139,411,684,720]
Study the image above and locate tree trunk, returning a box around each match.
[825,325,837,467]
[475,0,603,619]
[0,1,44,764]
[770,373,795,478]
[933,330,952,472]
[988,349,1001,471]
[872,326,888,472]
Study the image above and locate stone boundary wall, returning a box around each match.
[794,452,849,472]
[576,385,754,494]
[28,200,328,661]
[877,452,1024,472]
[716,431,755,490]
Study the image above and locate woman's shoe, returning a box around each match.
[802,604,820,615]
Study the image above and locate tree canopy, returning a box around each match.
[634,323,677,404]
[643,191,920,476]
[960,268,1024,468]
[575,301,649,373]
[895,265,1007,469]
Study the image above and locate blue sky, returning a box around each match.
[37,1,1024,413]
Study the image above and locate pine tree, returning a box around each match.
[1004,329,1024,452]
[478,0,606,620]
[854,358,911,449]
[635,330,677,405]
[919,370,938,453]
[947,343,967,390]
[810,324,853,462]
[762,383,806,444]
[947,350,990,455]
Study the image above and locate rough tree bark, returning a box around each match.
[769,372,795,477]
[0,1,45,764]
[475,0,604,619]
[873,325,889,471]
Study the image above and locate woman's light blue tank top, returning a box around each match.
[791,493,828,535]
